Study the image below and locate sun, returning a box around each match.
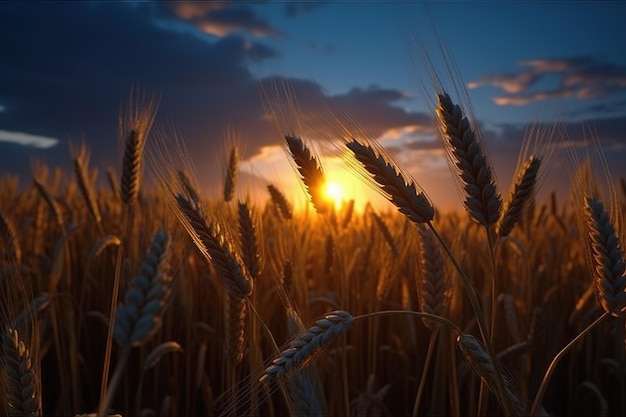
[325,181,343,209]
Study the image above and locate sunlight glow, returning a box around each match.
[325,181,343,209]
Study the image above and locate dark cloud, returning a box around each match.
[469,56,626,106]
[568,99,626,118]
[0,2,432,195]
[160,1,282,37]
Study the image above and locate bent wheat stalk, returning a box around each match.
[260,310,354,382]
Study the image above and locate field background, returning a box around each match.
[1,143,624,416]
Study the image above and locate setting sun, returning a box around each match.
[325,181,343,208]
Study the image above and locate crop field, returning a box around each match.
[1,88,625,417]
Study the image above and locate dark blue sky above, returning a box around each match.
[1,1,625,209]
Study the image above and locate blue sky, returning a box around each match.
[1,1,625,210]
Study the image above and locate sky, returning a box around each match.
[1,1,626,212]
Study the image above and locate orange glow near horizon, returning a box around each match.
[325,181,343,209]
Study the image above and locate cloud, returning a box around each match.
[469,56,626,106]
[0,130,58,149]
[0,2,433,195]
[161,1,282,37]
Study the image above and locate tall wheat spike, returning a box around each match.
[583,196,626,317]
[175,194,253,298]
[436,92,502,226]
[497,156,541,238]
[285,135,330,214]
[238,201,261,280]
[267,184,293,220]
[72,143,102,225]
[346,140,434,224]
[223,146,239,203]
[119,95,157,207]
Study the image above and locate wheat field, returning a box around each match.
[0,87,625,417]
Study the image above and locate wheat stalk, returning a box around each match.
[457,334,525,416]
[285,135,329,214]
[497,156,541,238]
[238,201,262,280]
[223,146,239,203]
[2,328,40,417]
[72,144,102,226]
[225,293,247,364]
[371,211,399,257]
[119,95,157,207]
[267,184,293,220]
[0,211,21,264]
[113,230,173,347]
[436,92,502,226]
[346,140,434,224]
[175,194,253,298]
[417,224,450,330]
[260,310,354,382]
[583,196,626,317]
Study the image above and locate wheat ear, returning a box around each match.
[113,230,173,347]
[175,194,253,298]
[238,201,262,280]
[0,211,21,264]
[497,156,541,238]
[73,144,102,226]
[267,184,293,220]
[457,334,525,416]
[583,196,626,317]
[2,328,41,417]
[436,92,502,226]
[285,135,329,214]
[417,224,450,330]
[223,146,239,203]
[346,140,434,224]
[371,211,399,257]
[260,310,354,382]
[226,293,247,364]
[119,94,156,207]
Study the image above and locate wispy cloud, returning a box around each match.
[0,130,58,149]
[162,1,282,37]
[469,56,626,106]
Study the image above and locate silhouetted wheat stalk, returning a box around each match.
[2,328,41,417]
[73,144,102,227]
[436,92,502,226]
[260,310,354,382]
[174,194,253,299]
[267,184,293,220]
[224,146,239,203]
[238,201,262,280]
[457,334,525,416]
[285,135,329,214]
[0,210,21,264]
[497,156,541,238]
[100,230,173,416]
[346,139,434,224]
[583,196,626,317]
